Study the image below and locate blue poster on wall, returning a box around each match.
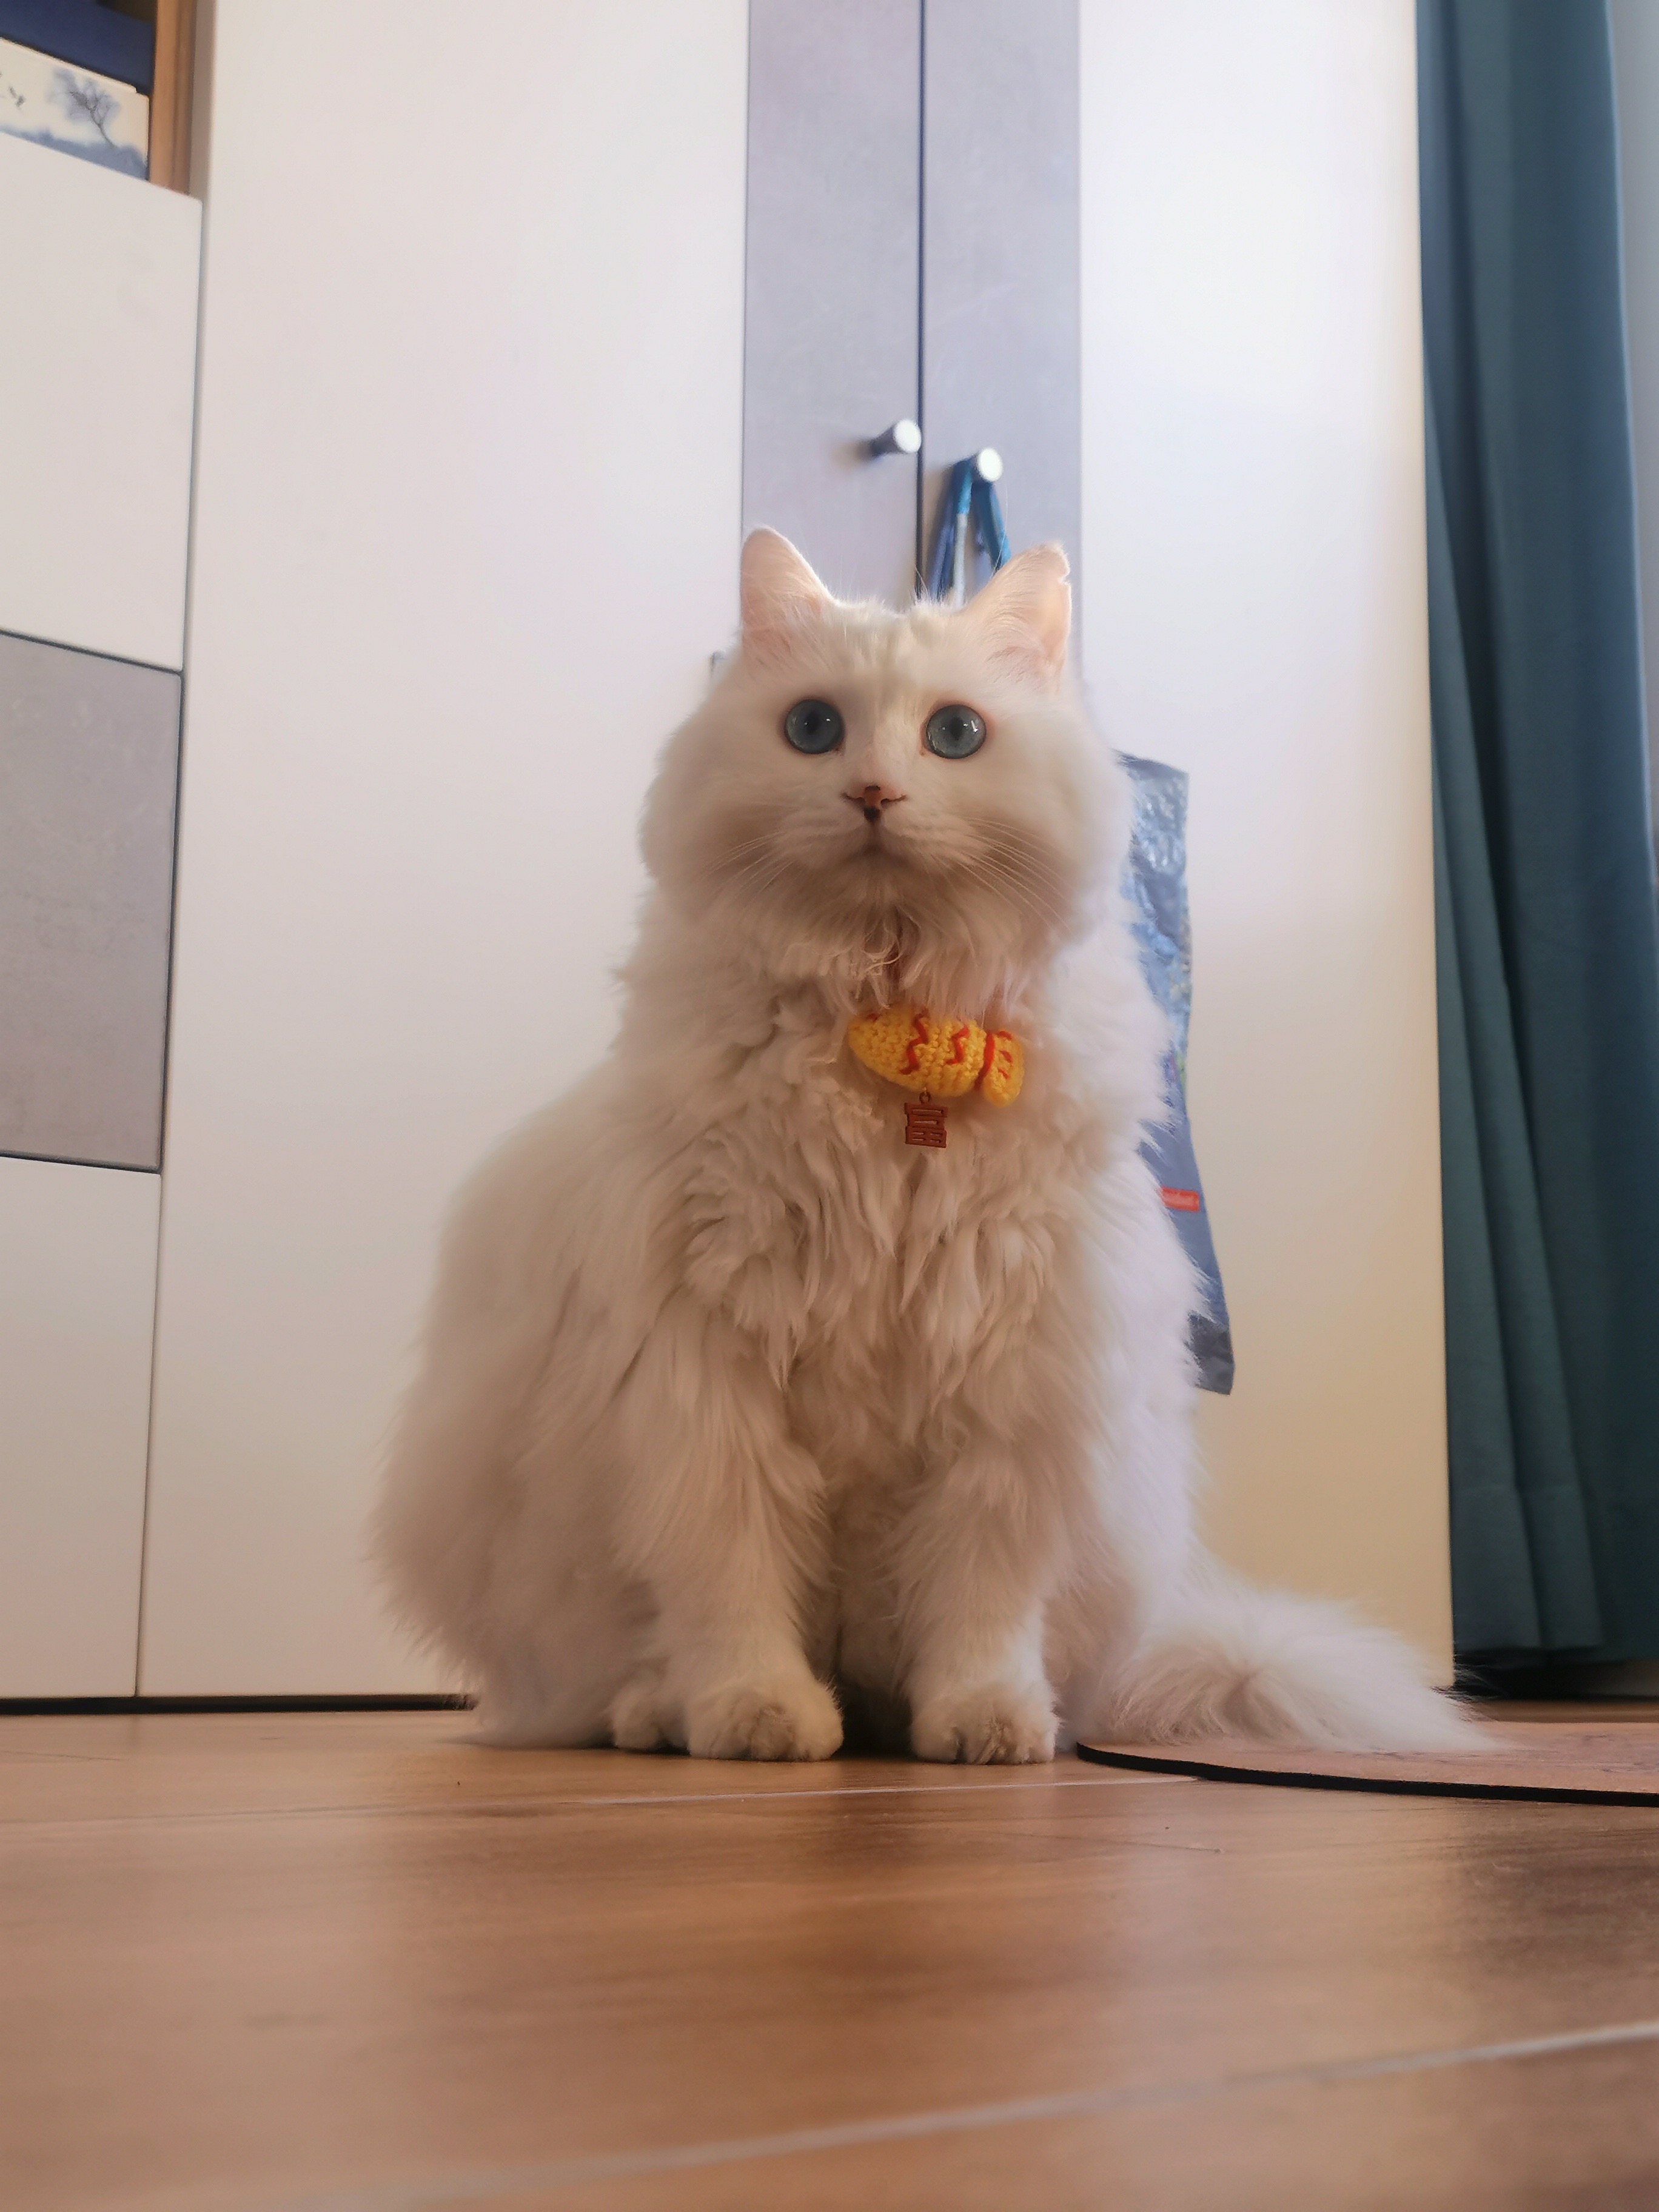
[1119,752,1235,1395]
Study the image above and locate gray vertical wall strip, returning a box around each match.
[0,629,180,1170]
[743,0,923,607]
[920,0,1082,622]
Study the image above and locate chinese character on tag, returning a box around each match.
[904,1092,948,1149]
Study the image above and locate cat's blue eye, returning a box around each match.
[783,699,845,754]
[925,704,987,759]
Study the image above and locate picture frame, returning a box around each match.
[0,0,195,191]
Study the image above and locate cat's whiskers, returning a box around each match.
[953,849,1073,938]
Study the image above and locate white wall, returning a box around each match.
[1080,0,1452,1668]
[1611,0,1659,819]
[140,1,749,1691]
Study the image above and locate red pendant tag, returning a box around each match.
[904,1091,948,1148]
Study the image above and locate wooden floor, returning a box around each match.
[5,1709,1659,2210]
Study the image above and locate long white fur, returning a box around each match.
[374,531,1474,1762]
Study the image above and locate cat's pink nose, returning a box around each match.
[846,780,906,826]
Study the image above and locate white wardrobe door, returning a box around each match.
[1079,0,1452,1669]
[0,1159,159,1695]
[0,135,199,671]
[743,0,922,608]
[141,1,748,1691]
[922,0,1082,611]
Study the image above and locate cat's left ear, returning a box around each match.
[740,529,832,661]
[963,544,1071,688]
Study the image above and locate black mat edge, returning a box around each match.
[1076,1741,1659,1807]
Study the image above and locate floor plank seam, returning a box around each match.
[193,2017,1659,2212]
[0,1771,1192,1834]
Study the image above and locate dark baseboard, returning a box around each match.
[1456,1658,1659,1701]
[0,1693,474,1716]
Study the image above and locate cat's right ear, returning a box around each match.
[740,529,831,661]
[962,543,1071,688]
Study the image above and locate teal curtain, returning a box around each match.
[1419,0,1659,1662]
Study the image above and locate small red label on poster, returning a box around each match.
[1161,1187,1201,1212]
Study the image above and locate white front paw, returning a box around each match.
[686,1671,843,1761]
[911,1683,1057,1765]
[608,1671,675,1753]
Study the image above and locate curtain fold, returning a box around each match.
[1419,0,1659,1664]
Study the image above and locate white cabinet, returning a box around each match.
[0,133,199,672]
[0,138,199,1697]
[138,0,749,1692]
[0,1160,159,1696]
[1079,0,1452,1669]
[742,0,1081,609]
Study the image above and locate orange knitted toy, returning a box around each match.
[846,1004,1024,1105]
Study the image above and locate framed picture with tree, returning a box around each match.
[0,0,196,190]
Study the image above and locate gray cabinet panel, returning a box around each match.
[745,0,922,607]
[922,0,1082,620]
[0,631,179,1170]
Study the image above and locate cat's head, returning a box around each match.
[641,529,1121,1009]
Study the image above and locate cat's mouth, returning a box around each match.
[844,814,917,866]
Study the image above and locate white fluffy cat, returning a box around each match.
[375,529,1472,1762]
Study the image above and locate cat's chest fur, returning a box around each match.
[677,1007,1073,1453]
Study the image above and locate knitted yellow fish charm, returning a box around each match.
[846,1002,1023,1148]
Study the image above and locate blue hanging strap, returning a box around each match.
[926,459,976,600]
[927,460,1011,600]
[973,474,1010,569]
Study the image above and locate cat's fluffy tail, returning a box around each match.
[1086,1567,1478,1754]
